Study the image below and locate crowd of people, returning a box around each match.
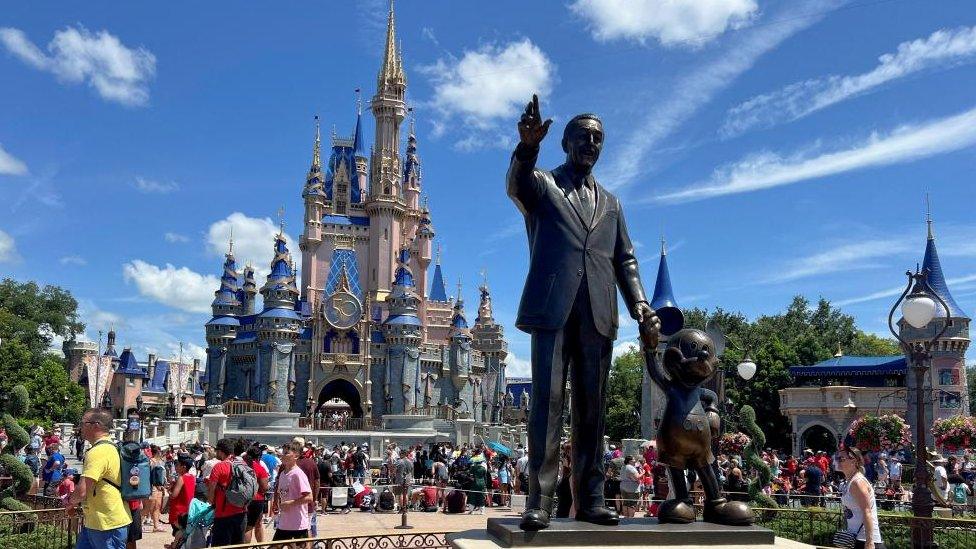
[12,407,976,549]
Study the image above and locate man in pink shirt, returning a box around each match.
[272,441,312,543]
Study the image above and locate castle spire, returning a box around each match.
[378,0,405,89]
[920,205,968,318]
[650,237,677,313]
[312,115,321,170]
[353,90,366,158]
[429,244,448,302]
[926,193,933,240]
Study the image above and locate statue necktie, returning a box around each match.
[578,181,594,224]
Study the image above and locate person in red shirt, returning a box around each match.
[816,452,830,475]
[244,446,271,543]
[207,438,247,547]
[169,457,196,538]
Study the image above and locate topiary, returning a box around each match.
[739,404,778,509]
[0,384,34,512]
[9,385,29,417]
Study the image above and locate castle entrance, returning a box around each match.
[317,378,364,418]
[801,424,837,454]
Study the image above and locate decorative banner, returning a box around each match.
[84,354,115,408]
[168,360,194,417]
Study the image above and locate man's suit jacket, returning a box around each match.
[507,144,647,339]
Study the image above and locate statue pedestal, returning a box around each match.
[447,518,812,549]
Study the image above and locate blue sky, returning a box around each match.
[2,0,976,375]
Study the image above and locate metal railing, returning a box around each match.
[301,417,374,431]
[218,532,451,549]
[0,507,78,549]
[752,506,976,549]
[224,399,270,415]
[404,405,456,420]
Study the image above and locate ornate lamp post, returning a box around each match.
[887,267,951,549]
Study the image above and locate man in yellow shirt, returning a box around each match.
[67,408,131,549]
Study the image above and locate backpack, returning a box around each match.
[150,463,167,487]
[379,488,395,511]
[953,483,968,504]
[223,460,258,508]
[95,440,152,501]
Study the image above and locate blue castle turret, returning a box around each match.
[899,213,972,445]
[380,240,424,413]
[650,238,677,315]
[256,230,301,411]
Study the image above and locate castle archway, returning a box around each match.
[318,378,364,418]
[800,424,837,454]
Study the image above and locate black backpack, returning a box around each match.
[150,463,167,487]
[379,488,395,511]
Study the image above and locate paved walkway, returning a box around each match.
[137,505,522,549]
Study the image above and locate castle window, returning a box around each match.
[939,368,960,385]
[337,200,347,215]
[939,391,962,409]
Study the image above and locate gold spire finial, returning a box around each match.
[312,115,321,169]
[479,268,488,288]
[834,343,843,358]
[926,193,934,240]
[436,243,442,265]
[408,107,416,137]
[228,225,234,255]
[456,276,463,302]
[379,0,404,86]
[356,87,362,114]
[661,235,667,256]
[277,206,285,236]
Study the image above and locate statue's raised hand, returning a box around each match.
[518,94,553,148]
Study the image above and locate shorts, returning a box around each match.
[76,526,128,549]
[272,528,309,541]
[620,490,639,506]
[210,513,246,547]
[128,508,143,542]
[246,500,267,528]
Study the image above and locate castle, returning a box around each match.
[202,3,509,424]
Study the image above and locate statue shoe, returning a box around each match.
[520,508,551,531]
[703,499,754,526]
[576,506,619,526]
[657,499,696,524]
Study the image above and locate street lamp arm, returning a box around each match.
[886,270,916,349]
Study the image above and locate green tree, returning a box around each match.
[606,346,643,441]
[968,365,976,417]
[0,278,87,425]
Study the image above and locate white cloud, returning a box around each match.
[835,273,976,307]
[654,103,976,203]
[603,0,844,190]
[0,143,28,175]
[59,255,87,266]
[206,212,295,279]
[134,177,178,194]
[0,229,19,263]
[613,339,640,360]
[505,351,532,378]
[570,0,757,47]
[724,25,976,136]
[764,239,911,283]
[164,232,190,243]
[122,260,218,314]
[0,26,156,106]
[420,39,555,149]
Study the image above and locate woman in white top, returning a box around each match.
[836,446,884,549]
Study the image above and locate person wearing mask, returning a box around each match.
[243,447,271,543]
[271,441,313,544]
[836,447,884,549]
[206,438,248,547]
[67,408,131,549]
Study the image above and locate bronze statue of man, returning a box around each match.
[507,95,660,530]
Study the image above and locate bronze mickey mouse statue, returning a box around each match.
[640,324,754,526]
